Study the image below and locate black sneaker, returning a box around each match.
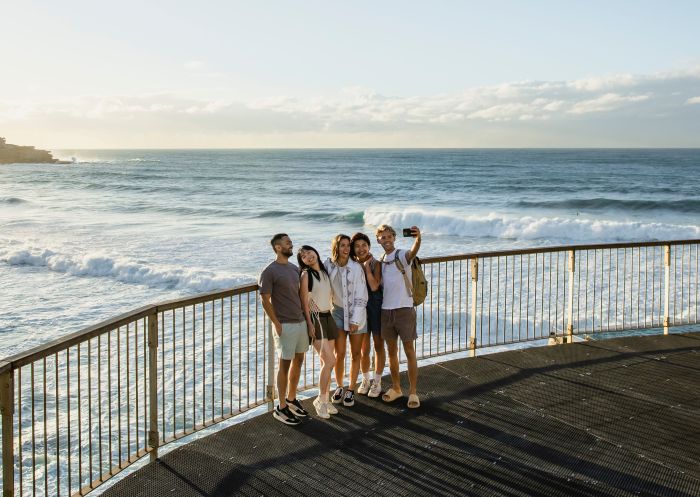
[343,389,355,407]
[331,386,344,404]
[273,405,301,426]
[286,398,309,417]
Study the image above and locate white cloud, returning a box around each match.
[568,93,650,115]
[184,60,205,70]
[1,66,699,147]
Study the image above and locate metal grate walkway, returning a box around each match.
[103,333,700,496]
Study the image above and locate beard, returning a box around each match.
[283,247,294,257]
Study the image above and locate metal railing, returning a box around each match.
[1,239,699,496]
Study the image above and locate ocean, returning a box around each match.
[2,148,700,358]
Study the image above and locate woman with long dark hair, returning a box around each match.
[297,245,338,419]
[351,232,385,398]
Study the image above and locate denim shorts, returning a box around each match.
[331,306,367,334]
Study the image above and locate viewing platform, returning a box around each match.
[1,239,699,496]
[101,332,700,496]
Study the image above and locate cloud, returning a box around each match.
[1,66,699,147]
[184,60,205,70]
[568,93,650,115]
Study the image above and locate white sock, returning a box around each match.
[362,371,370,381]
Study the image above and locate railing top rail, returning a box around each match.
[421,238,700,264]
[3,237,699,373]
[155,283,259,312]
[1,305,156,371]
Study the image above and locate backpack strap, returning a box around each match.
[393,250,413,299]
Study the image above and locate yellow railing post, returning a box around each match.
[147,312,159,461]
[663,245,671,335]
[469,258,478,357]
[1,368,14,497]
[566,250,575,343]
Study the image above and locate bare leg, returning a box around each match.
[385,338,402,393]
[320,339,335,398]
[287,352,305,400]
[277,358,292,407]
[334,329,348,388]
[348,333,364,390]
[373,334,386,379]
[402,340,418,395]
[360,333,371,376]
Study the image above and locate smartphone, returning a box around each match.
[402,228,413,237]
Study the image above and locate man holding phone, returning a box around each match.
[376,224,422,409]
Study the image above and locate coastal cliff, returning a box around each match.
[0,137,65,164]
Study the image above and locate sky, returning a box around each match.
[1,0,699,148]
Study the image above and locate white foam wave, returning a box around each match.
[363,208,700,242]
[0,247,253,292]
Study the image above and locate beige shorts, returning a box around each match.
[274,321,309,360]
[381,307,417,342]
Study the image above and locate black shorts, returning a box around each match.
[366,291,383,336]
[312,312,338,341]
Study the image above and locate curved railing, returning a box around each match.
[1,239,699,496]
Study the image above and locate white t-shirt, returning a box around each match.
[381,249,414,309]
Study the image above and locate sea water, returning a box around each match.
[2,148,700,357]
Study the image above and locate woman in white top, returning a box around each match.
[298,245,339,419]
[324,234,368,407]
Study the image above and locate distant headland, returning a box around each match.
[0,137,70,164]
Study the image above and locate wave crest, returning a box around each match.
[0,247,254,292]
[363,208,700,242]
[513,198,700,214]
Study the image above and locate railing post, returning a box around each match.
[469,258,478,358]
[663,245,671,335]
[565,250,575,344]
[266,321,276,412]
[147,311,159,461]
[1,368,14,497]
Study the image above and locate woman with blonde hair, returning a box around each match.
[325,234,368,407]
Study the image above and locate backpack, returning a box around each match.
[384,249,427,306]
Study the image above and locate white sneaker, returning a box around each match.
[368,380,382,398]
[326,402,338,415]
[357,377,371,395]
[313,397,330,419]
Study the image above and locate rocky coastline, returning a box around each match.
[0,137,69,164]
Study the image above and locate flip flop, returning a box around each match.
[407,394,420,409]
[382,388,403,403]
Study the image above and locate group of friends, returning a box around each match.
[259,224,422,425]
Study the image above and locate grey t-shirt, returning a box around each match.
[258,261,304,323]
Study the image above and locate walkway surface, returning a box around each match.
[104,333,700,497]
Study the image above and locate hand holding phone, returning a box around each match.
[402,228,413,237]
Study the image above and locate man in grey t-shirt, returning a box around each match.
[259,233,310,426]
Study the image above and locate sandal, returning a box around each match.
[407,393,420,409]
[381,388,403,403]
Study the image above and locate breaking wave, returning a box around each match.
[363,208,700,243]
[513,198,700,214]
[0,247,254,292]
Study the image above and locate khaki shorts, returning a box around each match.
[274,321,309,360]
[381,307,417,342]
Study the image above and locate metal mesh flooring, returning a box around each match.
[103,333,700,496]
